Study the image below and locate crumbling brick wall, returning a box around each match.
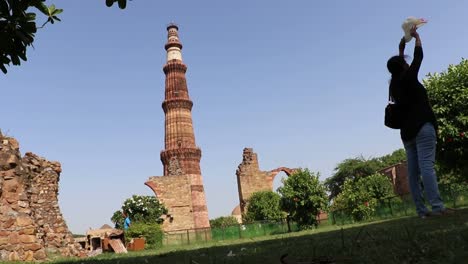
[0,134,83,261]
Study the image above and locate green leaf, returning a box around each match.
[106,0,115,7]
[118,0,127,9]
[11,55,21,65]
[0,64,7,74]
[48,4,56,14]
[35,2,50,16]
[26,13,37,21]
[52,9,63,16]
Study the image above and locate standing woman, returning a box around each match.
[386,26,453,218]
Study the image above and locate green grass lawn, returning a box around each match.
[50,208,468,263]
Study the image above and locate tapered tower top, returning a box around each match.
[165,23,183,62]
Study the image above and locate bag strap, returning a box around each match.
[388,84,394,103]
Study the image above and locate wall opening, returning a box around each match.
[273,171,288,193]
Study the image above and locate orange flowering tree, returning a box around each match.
[425,59,468,182]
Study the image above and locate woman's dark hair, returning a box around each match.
[387,55,408,76]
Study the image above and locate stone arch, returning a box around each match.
[266,167,297,189]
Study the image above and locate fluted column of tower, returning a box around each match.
[159,24,210,230]
[160,24,202,176]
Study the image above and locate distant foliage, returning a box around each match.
[377,149,406,167]
[424,58,468,182]
[278,169,328,230]
[244,191,284,222]
[209,216,239,228]
[325,149,406,200]
[332,173,395,221]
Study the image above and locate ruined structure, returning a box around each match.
[0,133,83,261]
[379,162,410,196]
[145,24,210,233]
[234,148,296,218]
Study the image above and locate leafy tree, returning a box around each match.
[325,157,382,200]
[0,0,62,73]
[111,195,167,228]
[377,149,406,168]
[278,169,328,230]
[1,0,130,74]
[209,216,239,228]
[244,191,284,222]
[332,173,394,221]
[424,59,468,182]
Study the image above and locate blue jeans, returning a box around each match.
[403,122,445,216]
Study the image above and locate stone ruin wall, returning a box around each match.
[235,148,296,215]
[145,175,195,232]
[234,148,410,221]
[379,162,410,196]
[145,172,210,233]
[0,134,83,261]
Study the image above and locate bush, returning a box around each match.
[126,222,163,249]
[332,173,394,221]
[278,168,328,230]
[244,191,285,223]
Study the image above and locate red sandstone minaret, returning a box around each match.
[160,24,201,176]
[146,24,210,232]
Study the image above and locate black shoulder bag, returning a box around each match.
[384,86,404,129]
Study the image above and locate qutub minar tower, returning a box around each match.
[146,24,210,233]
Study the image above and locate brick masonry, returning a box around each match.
[0,133,84,261]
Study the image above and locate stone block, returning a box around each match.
[4,218,15,228]
[8,251,20,261]
[24,250,34,261]
[1,155,19,170]
[8,138,19,150]
[23,243,42,251]
[33,249,47,260]
[20,228,36,235]
[9,233,19,244]
[16,215,33,227]
[0,169,16,180]
[19,235,36,244]
[0,237,9,246]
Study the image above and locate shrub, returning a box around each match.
[126,222,163,249]
[210,216,239,228]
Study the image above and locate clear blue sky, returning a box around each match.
[2,0,467,234]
